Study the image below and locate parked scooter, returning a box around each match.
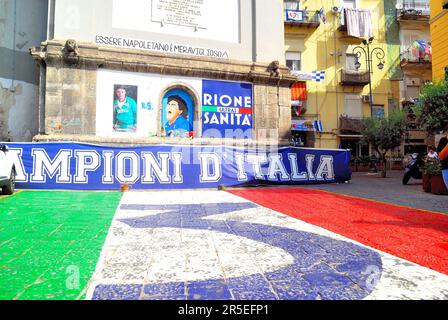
[402,153,423,185]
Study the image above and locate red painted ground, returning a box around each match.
[228,188,448,275]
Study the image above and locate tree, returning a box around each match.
[414,81,448,134]
[360,110,407,178]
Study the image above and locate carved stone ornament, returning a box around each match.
[62,39,80,65]
[268,60,280,77]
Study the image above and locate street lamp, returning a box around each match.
[353,37,386,117]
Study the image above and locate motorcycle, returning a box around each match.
[402,153,423,185]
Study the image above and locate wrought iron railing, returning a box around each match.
[397,0,430,18]
[284,10,320,26]
[400,43,432,63]
[340,70,370,86]
[339,115,364,133]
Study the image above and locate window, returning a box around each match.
[346,53,359,71]
[286,51,301,71]
[284,1,299,10]
[340,139,369,158]
[406,86,421,101]
[342,0,356,8]
[344,94,362,118]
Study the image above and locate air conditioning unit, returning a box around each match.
[361,95,371,103]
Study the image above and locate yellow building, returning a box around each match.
[430,0,448,80]
[284,0,394,157]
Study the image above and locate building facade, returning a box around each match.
[0,0,48,142]
[431,0,448,80]
[28,0,295,146]
[394,0,434,155]
[284,0,393,157]
[284,0,435,158]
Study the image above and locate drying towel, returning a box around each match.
[345,8,373,38]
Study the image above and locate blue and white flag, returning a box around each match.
[291,70,326,82]
[319,8,327,24]
[312,71,325,82]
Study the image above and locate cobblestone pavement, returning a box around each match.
[299,171,447,214]
[86,190,448,300]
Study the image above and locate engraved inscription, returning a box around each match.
[151,0,207,29]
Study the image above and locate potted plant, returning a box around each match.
[422,158,448,195]
[421,159,437,192]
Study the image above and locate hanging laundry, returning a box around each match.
[411,41,420,59]
[417,40,426,59]
[425,43,432,60]
[345,8,373,38]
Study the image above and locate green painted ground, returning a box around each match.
[0,190,122,300]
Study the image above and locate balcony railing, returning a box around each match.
[396,1,430,21]
[340,116,363,134]
[340,70,370,86]
[284,10,320,27]
[400,43,432,67]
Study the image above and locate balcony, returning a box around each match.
[400,47,432,69]
[406,112,420,130]
[396,1,430,22]
[339,116,363,134]
[340,69,370,86]
[284,10,320,28]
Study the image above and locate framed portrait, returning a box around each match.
[113,84,138,132]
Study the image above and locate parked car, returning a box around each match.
[0,144,16,195]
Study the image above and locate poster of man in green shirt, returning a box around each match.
[113,85,138,132]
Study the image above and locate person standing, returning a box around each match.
[113,86,137,132]
[437,131,448,188]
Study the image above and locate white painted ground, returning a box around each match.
[86,190,448,300]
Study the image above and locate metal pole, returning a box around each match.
[367,43,373,117]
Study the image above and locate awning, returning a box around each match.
[291,82,307,100]
[292,120,323,132]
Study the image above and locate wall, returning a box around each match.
[0,0,48,141]
[51,0,284,64]
[28,0,294,145]
[430,0,448,81]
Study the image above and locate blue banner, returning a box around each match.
[202,80,253,139]
[5,143,351,190]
